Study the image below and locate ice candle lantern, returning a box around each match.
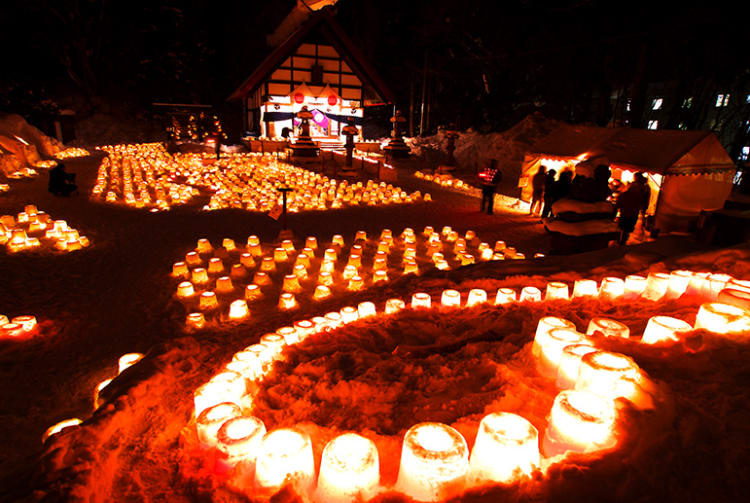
[395,422,469,502]
[315,433,380,503]
[468,412,539,484]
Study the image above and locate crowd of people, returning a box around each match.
[529,164,651,245]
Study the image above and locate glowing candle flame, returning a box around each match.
[468,412,539,484]
[395,423,469,502]
[316,433,380,503]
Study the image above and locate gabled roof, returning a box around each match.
[228,7,395,104]
[527,125,734,175]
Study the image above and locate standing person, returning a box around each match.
[615,181,645,245]
[593,164,612,202]
[529,165,546,216]
[48,162,78,196]
[214,133,221,160]
[635,172,651,213]
[552,170,573,203]
[480,159,502,215]
[541,168,557,218]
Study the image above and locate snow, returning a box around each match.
[0,137,748,502]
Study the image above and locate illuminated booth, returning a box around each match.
[228,6,395,149]
[518,126,736,232]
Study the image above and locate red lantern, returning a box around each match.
[327,94,338,106]
[294,93,305,104]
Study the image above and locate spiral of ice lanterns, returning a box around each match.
[395,422,469,502]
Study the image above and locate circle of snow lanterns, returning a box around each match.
[623,275,647,298]
[118,353,144,374]
[441,289,461,308]
[316,433,380,503]
[175,266,750,501]
[395,422,469,502]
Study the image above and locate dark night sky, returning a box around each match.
[1,0,748,134]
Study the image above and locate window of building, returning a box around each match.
[678,122,686,130]
[625,99,631,112]
[648,120,658,130]
[741,146,749,162]
[311,64,323,85]
[651,98,663,110]
[682,97,693,108]
[716,93,731,107]
[746,94,750,104]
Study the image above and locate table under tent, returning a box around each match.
[519,126,737,234]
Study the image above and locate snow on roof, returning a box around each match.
[527,125,734,175]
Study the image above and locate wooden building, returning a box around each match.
[227,6,395,142]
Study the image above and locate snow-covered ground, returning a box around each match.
[0,143,748,502]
